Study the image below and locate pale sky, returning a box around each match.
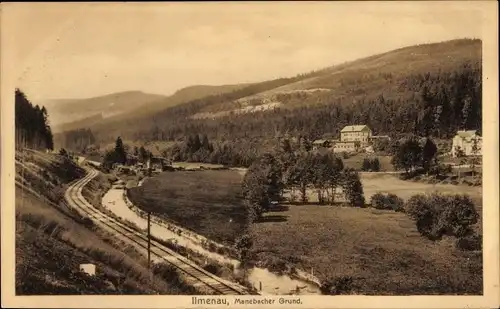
[5,2,486,102]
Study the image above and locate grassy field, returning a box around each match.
[128,170,247,245]
[360,173,482,200]
[300,172,483,231]
[342,154,394,171]
[249,204,482,295]
[301,172,482,206]
[172,162,225,169]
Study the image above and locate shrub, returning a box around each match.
[371,158,380,171]
[361,158,371,171]
[320,276,355,295]
[361,158,381,172]
[370,192,404,212]
[261,256,289,275]
[429,164,452,176]
[203,263,223,276]
[235,234,253,262]
[342,169,365,207]
[456,234,482,251]
[405,193,479,240]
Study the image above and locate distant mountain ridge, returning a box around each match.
[45,91,166,132]
[51,84,251,133]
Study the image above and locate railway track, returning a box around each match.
[64,167,252,295]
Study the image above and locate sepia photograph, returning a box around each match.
[1,2,499,308]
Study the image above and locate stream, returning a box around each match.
[101,184,321,295]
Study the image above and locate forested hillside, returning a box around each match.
[60,39,482,166]
[15,89,54,151]
[53,128,97,154]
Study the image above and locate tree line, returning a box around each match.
[56,128,96,154]
[15,88,54,150]
[241,142,365,223]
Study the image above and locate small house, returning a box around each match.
[451,130,482,157]
[312,139,332,150]
[126,154,139,166]
[332,141,360,153]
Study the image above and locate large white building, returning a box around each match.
[340,125,373,144]
[451,130,482,157]
[333,125,372,153]
[312,125,378,153]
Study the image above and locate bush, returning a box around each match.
[261,256,289,275]
[203,263,223,276]
[429,164,452,176]
[342,169,365,207]
[320,276,355,295]
[404,193,479,240]
[361,158,381,172]
[370,192,404,212]
[455,234,482,251]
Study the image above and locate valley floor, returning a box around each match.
[129,167,483,295]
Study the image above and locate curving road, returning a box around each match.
[64,166,252,295]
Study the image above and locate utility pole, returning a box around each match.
[147,212,151,270]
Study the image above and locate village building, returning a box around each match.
[146,156,171,170]
[340,125,373,144]
[312,125,380,153]
[451,130,482,157]
[312,139,333,150]
[125,153,139,166]
[333,125,372,153]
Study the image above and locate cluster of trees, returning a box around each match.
[101,137,155,170]
[241,154,284,223]
[390,135,438,175]
[102,137,127,169]
[275,140,364,206]
[58,128,96,154]
[15,89,54,150]
[405,193,479,242]
[165,135,274,167]
[241,144,366,223]
[132,145,153,163]
[370,192,404,212]
[367,189,479,248]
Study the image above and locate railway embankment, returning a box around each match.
[15,150,194,295]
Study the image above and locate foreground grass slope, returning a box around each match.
[249,204,482,295]
[128,170,248,245]
[15,150,187,294]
